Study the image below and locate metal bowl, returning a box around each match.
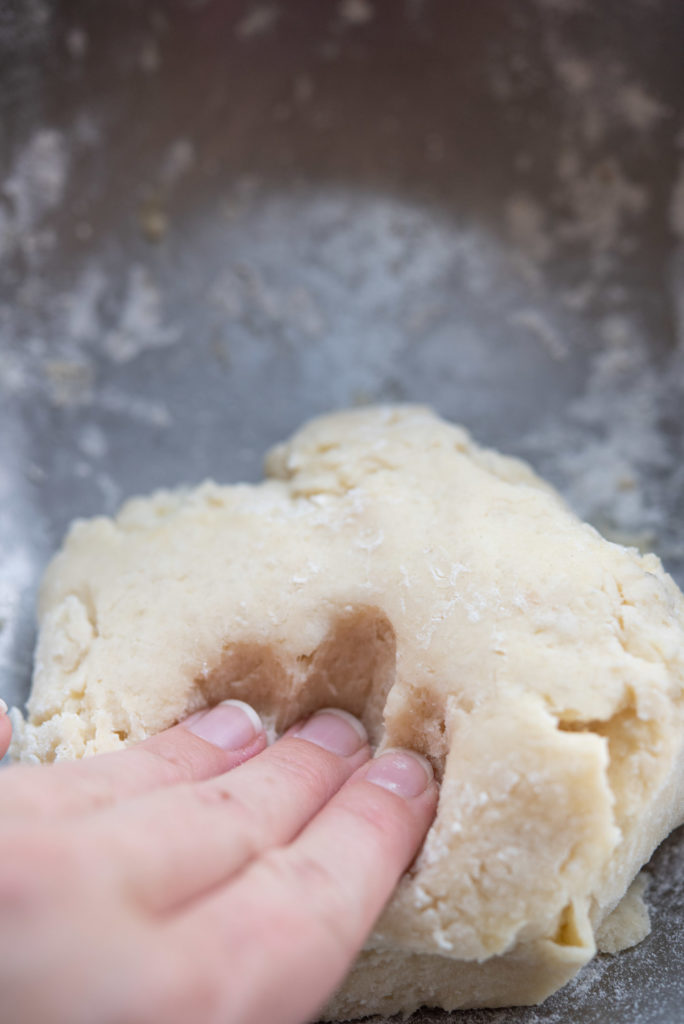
[1,2,683,1021]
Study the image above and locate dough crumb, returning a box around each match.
[596,873,651,954]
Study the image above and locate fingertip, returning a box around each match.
[181,700,265,753]
[290,708,368,758]
[350,749,439,852]
[363,748,435,800]
[108,704,269,796]
[158,721,268,779]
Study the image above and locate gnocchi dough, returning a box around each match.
[12,407,684,1018]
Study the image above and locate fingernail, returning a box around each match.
[184,700,262,751]
[0,698,7,715]
[365,748,434,798]
[293,708,367,757]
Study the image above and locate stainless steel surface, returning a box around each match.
[1,1,683,1021]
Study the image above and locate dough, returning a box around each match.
[12,406,684,1018]
[594,873,651,955]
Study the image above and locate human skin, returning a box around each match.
[0,698,437,1024]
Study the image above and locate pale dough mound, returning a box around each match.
[12,406,684,1018]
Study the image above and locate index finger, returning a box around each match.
[0,700,266,818]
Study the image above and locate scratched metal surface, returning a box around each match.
[1,1,683,1021]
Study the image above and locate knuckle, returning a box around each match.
[133,950,223,1024]
[271,745,337,796]
[55,773,118,815]
[142,725,233,782]
[269,846,336,892]
[0,765,57,816]
[192,777,239,809]
[186,780,267,862]
[0,867,35,914]
[0,829,74,912]
[140,744,195,784]
[1,765,115,818]
[258,847,353,950]
[1,763,37,790]
[347,791,402,844]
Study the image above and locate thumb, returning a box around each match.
[0,700,11,760]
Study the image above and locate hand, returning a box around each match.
[0,699,437,1024]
